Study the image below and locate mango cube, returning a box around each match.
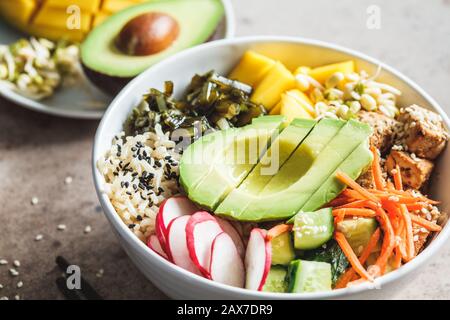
[0,0,36,27]
[33,7,92,32]
[284,89,315,117]
[279,93,313,123]
[229,50,276,86]
[93,12,111,27]
[308,60,355,84]
[44,0,101,12]
[251,61,295,110]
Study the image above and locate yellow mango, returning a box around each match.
[308,60,355,84]
[0,0,36,27]
[44,0,101,12]
[93,12,111,27]
[30,26,86,42]
[251,62,295,110]
[33,7,92,32]
[229,50,276,86]
[284,89,315,117]
[102,0,148,14]
[279,94,313,123]
[270,101,282,115]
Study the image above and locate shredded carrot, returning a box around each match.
[334,231,374,281]
[336,171,380,203]
[392,247,402,269]
[406,203,427,211]
[335,199,372,209]
[267,224,292,240]
[334,210,346,224]
[393,164,403,191]
[335,228,381,289]
[332,208,377,218]
[410,213,442,232]
[399,204,415,261]
[373,207,395,274]
[370,146,385,190]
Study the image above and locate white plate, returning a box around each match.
[0,0,235,119]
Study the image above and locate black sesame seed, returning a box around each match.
[137,215,143,221]
[126,191,132,196]
[128,224,136,229]
[164,156,171,160]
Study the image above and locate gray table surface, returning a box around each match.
[1,0,449,300]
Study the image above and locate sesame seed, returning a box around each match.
[64,176,73,185]
[84,225,92,234]
[35,234,43,241]
[9,268,19,276]
[13,260,20,268]
[31,197,39,205]
[57,224,66,231]
[14,294,20,300]
[17,281,23,289]
[0,284,3,289]
[96,269,104,278]
[0,259,7,265]
[0,296,8,300]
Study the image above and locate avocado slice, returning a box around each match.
[301,140,373,212]
[81,0,225,94]
[187,116,285,210]
[179,129,237,195]
[240,119,372,221]
[215,118,316,218]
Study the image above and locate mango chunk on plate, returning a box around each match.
[308,60,355,84]
[251,61,295,110]
[33,6,92,33]
[43,0,101,12]
[229,50,276,86]
[0,0,36,28]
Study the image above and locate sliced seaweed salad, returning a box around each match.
[124,71,266,137]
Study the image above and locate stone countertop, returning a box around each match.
[1,0,449,300]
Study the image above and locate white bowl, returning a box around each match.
[92,36,450,299]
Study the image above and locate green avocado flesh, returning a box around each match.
[186,116,285,210]
[239,119,371,221]
[215,119,316,218]
[81,0,224,78]
[179,116,372,221]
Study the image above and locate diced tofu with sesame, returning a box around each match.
[414,229,430,255]
[358,111,400,154]
[385,150,434,189]
[398,105,448,159]
[356,167,374,189]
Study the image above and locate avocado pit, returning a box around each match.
[116,12,180,56]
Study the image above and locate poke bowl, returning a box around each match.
[92,36,450,299]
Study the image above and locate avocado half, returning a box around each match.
[81,0,225,95]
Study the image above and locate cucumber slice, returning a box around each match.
[293,208,334,250]
[271,231,295,265]
[287,259,332,293]
[262,266,288,293]
[337,218,378,255]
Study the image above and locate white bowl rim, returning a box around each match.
[93,35,450,299]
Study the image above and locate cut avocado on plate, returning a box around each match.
[186,116,285,210]
[262,266,288,293]
[287,259,332,293]
[215,118,316,218]
[81,0,225,94]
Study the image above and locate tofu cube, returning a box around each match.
[357,111,400,154]
[385,150,434,189]
[398,105,448,159]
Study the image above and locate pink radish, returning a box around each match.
[209,232,245,287]
[147,234,168,259]
[155,196,198,256]
[186,211,223,278]
[244,228,272,291]
[215,217,246,259]
[166,215,202,276]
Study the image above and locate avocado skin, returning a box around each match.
[82,64,131,95]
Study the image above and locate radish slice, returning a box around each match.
[215,217,246,259]
[186,211,223,278]
[166,215,202,276]
[210,232,245,287]
[147,235,168,259]
[244,228,272,291]
[156,196,198,255]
